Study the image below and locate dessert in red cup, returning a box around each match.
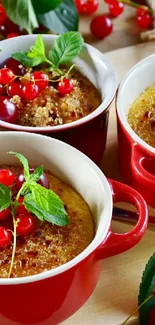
[0,131,148,325]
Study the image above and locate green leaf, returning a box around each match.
[32,0,62,14]
[38,0,79,34]
[2,0,39,34]
[29,182,69,226]
[30,166,43,182]
[8,152,30,180]
[0,184,12,212]
[48,32,84,68]
[27,35,47,65]
[24,194,44,221]
[12,51,40,67]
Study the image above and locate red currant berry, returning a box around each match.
[16,197,29,216]
[0,68,14,85]
[58,78,74,96]
[0,4,6,25]
[32,71,49,90]
[104,0,116,4]
[16,214,35,236]
[0,208,10,221]
[0,18,19,36]
[0,168,15,186]
[137,12,153,28]
[7,33,19,39]
[2,58,26,76]
[0,83,5,96]
[0,227,11,247]
[109,1,124,17]
[22,82,40,101]
[75,0,98,14]
[7,81,22,97]
[136,6,148,17]
[0,97,18,123]
[90,15,113,39]
[16,168,49,190]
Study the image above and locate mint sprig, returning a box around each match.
[0,184,12,212]
[12,32,84,75]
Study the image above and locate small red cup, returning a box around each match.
[0,34,117,164]
[116,54,155,207]
[0,132,148,325]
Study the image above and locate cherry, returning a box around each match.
[0,208,10,221]
[0,18,19,37]
[137,12,153,28]
[16,197,29,216]
[7,33,19,39]
[0,83,5,96]
[2,58,26,76]
[0,168,15,186]
[0,97,18,123]
[16,214,35,236]
[0,68,14,85]
[22,82,40,101]
[0,227,11,247]
[16,168,49,190]
[109,1,124,17]
[75,0,98,14]
[7,81,22,97]
[32,71,49,90]
[58,78,74,96]
[90,15,113,39]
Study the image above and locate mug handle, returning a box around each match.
[131,143,155,189]
[97,178,148,259]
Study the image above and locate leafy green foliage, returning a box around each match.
[0,184,12,212]
[9,152,30,180]
[32,0,62,14]
[12,51,39,67]
[30,166,44,182]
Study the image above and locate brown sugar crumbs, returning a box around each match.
[11,67,101,127]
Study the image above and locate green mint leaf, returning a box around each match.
[27,35,47,65]
[0,184,12,212]
[32,0,62,14]
[12,51,41,67]
[29,182,69,226]
[30,166,43,182]
[48,32,84,68]
[38,0,79,35]
[2,0,39,34]
[24,194,44,221]
[8,152,30,180]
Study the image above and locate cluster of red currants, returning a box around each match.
[75,0,153,39]
[0,58,74,123]
[0,168,49,247]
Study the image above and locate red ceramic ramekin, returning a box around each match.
[0,35,117,164]
[0,132,148,325]
[116,54,155,207]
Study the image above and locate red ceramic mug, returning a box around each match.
[0,35,117,164]
[0,132,148,325]
[116,54,155,207]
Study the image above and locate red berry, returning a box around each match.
[104,0,116,4]
[2,58,26,76]
[16,214,35,236]
[0,68,14,85]
[0,18,19,36]
[22,82,40,101]
[0,227,11,247]
[32,71,49,90]
[109,1,124,17]
[0,83,5,96]
[0,96,18,123]
[0,208,10,221]
[136,6,148,17]
[75,0,98,14]
[16,197,29,216]
[0,4,6,25]
[16,168,49,190]
[7,81,22,97]
[137,12,153,28]
[58,78,74,96]
[0,168,15,186]
[90,15,113,39]
[7,33,19,39]
[149,307,155,325]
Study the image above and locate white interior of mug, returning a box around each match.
[117,54,155,153]
[0,34,117,132]
[0,132,112,285]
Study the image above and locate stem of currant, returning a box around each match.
[118,0,153,13]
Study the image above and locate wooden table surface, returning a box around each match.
[63,41,155,325]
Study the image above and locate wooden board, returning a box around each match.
[63,41,155,325]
